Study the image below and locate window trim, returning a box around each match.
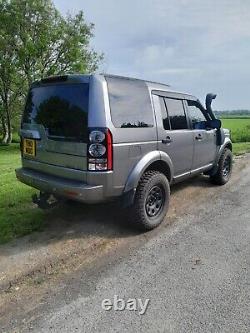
[159,96,171,130]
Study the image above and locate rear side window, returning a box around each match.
[106,77,154,128]
[158,96,170,130]
[23,84,89,142]
[164,98,188,130]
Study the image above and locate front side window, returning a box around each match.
[164,98,188,130]
[187,100,207,129]
[106,76,154,128]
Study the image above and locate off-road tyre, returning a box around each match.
[210,148,233,185]
[131,171,170,231]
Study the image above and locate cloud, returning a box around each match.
[54,0,250,109]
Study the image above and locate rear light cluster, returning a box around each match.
[88,128,113,171]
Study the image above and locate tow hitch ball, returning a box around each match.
[32,192,59,209]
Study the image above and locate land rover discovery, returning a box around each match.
[16,74,233,230]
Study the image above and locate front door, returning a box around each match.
[152,94,193,177]
[185,99,217,170]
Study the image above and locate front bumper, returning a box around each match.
[15,167,104,203]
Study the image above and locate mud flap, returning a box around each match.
[121,188,136,208]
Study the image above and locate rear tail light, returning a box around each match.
[88,128,113,171]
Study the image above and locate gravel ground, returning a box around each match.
[1,154,249,332]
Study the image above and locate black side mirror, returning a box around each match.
[207,119,221,129]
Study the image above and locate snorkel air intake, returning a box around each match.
[205,93,224,145]
[205,93,217,120]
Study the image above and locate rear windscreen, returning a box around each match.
[23,84,89,142]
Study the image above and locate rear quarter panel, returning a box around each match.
[101,77,158,193]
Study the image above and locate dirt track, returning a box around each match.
[0,154,249,331]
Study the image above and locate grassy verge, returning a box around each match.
[232,142,250,155]
[221,118,250,143]
[0,144,45,244]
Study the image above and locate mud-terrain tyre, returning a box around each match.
[131,171,170,231]
[210,148,233,185]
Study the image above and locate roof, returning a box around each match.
[103,73,170,87]
[103,73,195,98]
[32,73,196,99]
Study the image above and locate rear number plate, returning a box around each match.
[23,138,36,156]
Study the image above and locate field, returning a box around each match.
[221,117,250,143]
[0,144,45,243]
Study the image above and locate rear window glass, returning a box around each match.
[23,84,89,142]
[106,77,154,128]
[164,98,188,130]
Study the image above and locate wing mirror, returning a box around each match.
[207,119,221,129]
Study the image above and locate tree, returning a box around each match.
[0,0,103,143]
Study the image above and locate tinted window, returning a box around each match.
[106,77,154,128]
[164,98,188,130]
[159,96,170,130]
[23,84,89,142]
[187,100,207,129]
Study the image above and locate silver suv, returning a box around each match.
[16,74,233,230]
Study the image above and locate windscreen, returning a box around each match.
[23,83,89,142]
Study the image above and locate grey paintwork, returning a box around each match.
[16,74,232,204]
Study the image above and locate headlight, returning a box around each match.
[88,143,106,157]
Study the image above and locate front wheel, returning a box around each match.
[210,148,233,185]
[131,171,170,231]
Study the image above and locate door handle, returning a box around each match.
[195,133,203,140]
[162,136,172,144]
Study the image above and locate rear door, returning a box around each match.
[152,93,193,177]
[185,99,217,170]
[21,80,89,173]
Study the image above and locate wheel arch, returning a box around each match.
[124,150,173,194]
[216,138,233,164]
[208,138,233,177]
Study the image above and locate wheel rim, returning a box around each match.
[145,185,164,217]
[222,156,231,177]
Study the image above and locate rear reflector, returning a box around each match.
[106,129,113,170]
[64,190,79,197]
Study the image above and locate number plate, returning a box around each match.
[23,138,36,157]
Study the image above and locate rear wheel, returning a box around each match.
[131,171,170,230]
[210,148,233,185]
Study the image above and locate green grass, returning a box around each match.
[232,142,250,155]
[221,118,250,143]
[0,144,45,244]
[12,132,21,143]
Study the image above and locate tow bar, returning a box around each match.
[32,192,59,209]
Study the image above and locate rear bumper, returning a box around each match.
[15,167,105,203]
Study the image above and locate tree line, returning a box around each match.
[214,110,250,116]
[0,0,103,143]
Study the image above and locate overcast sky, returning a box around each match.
[54,0,250,110]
